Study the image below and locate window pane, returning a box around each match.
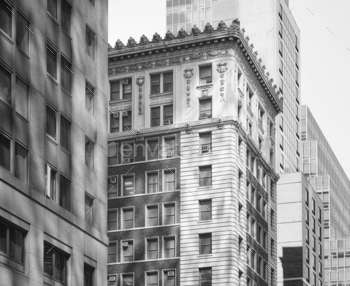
[164,170,175,191]
[110,114,119,133]
[47,106,57,139]
[47,45,57,79]
[86,26,95,59]
[108,211,117,231]
[148,173,158,193]
[163,72,173,92]
[147,206,158,226]
[16,12,29,54]
[199,166,212,186]
[147,272,158,286]
[15,143,28,183]
[200,200,211,220]
[147,239,158,259]
[9,227,24,263]
[47,0,57,18]
[110,81,120,101]
[164,105,173,123]
[61,0,71,33]
[15,77,28,119]
[85,138,94,168]
[164,204,175,225]
[0,133,11,170]
[61,56,72,92]
[55,250,67,283]
[84,265,94,286]
[123,209,133,229]
[151,74,160,94]
[151,107,160,127]
[147,140,159,160]
[0,0,12,36]
[199,98,212,116]
[0,222,6,253]
[0,65,11,105]
[108,243,116,263]
[122,241,133,262]
[200,66,212,83]
[60,175,70,211]
[123,81,132,100]
[85,83,94,114]
[122,111,132,131]
[123,176,134,196]
[123,274,133,286]
[164,237,175,258]
[199,233,211,254]
[164,137,175,156]
[200,268,212,285]
[164,270,175,286]
[60,115,71,152]
[44,243,54,276]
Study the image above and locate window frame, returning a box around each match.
[14,141,28,184]
[85,192,94,226]
[199,165,212,187]
[146,204,159,227]
[199,233,212,255]
[150,71,173,95]
[163,269,176,286]
[163,168,176,192]
[146,171,159,194]
[121,273,134,286]
[85,81,94,115]
[199,65,212,84]
[145,271,159,286]
[163,236,176,259]
[146,237,159,260]
[122,207,134,229]
[199,199,212,221]
[122,174,135,197]
[146,138,159,161]
[121,239,134,262]
[199,267,212,286]
[85,137,94,168]
[46,43,58,79]
[107,241,117,263]
[84,263,94,286]
[107,209,118,231]
[163,202,176,225]
[43,241,69,284]
[86,25,95,60]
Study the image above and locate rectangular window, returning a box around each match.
[164,137,175,157]
[147,238,158,259]
[121,241,133,262]
[199,233,212,254]
[163,270,175,286]
[199,200,212,220]
[86,26,95,59]
[44,242,68,284]
[123,208,134,229]
[306,208,309,225]
[15,143,28,183]
[147,172,158,193]
[147,139,159,160]
[0,220,25,264]
[15,77,28,119]
[164,203,175,225]
[110,81,120,101]
[0,65,11,105]
[108,210,117,231]
[61,56,72,92]
[47,106,57,139]
[122,111,132,131]
[122,142,134,163]
[151,74,160,94]
[151,106,161,127]
[85,137,94,168]
[16,12,29,54]
[85,82,94,114]
[60,115,71,152]
[146,272,158,286]
[199,166,212,187]
[200,133,212,153]
[84,264,94,286]
[199,65,212,84]
[199,268,212,286]
[199,98,212,118]
[164,236,175,258]
[47,44,57,79]
[46,164,57,200]
[85,193,94,225]
[123,175,134,196]
[61,0,71,34]
[147,205,158,226]
[164,170,175,191]
[163,105,173,124]
[122,274,133,286]
[0,0,12,37]
[163,72,173,92]
[47,0,57,18]
[122,79,132,100]
[107,242,116,263]
[110,113,119,133]
[59,175,70,211]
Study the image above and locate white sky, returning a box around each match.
[108,0,350,178]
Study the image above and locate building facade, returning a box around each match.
[166,0,302,174]
[277,172,324,286]
[107,20,282,285]
[0,0,108,285]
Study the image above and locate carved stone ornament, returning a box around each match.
[140,34,149,45]
[183,68,194,79]
[186,122,193,134]
[115,39,124,49]
[231,18,240,29]
[217,62,228,73]
[165,30,174,41]
[135,130,144,142]
[127,37,136,47]
[136,76,145,86]
[178,28,187,38]
[192,25,200,36]
[217,118,225,130]
[204,23,214,34]
[217,20,227,31]
[152,32,161,43]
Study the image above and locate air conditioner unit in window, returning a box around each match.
[113,112,119,118]
[199,113,208,119]
[122,111,128,117]
[108,276,116,282]
[163,120,172,125]
[123,158,131,163]
[122,242,129,247]
[166,151,174,158]
[201,144,210,153]
[167,271,175,277]
[110,177,117,183]
[200,80,207,85]
[122,79,129,85]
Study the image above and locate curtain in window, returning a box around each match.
[47,46,57,79]
[55,251,66,283]
[86,27,95,59]
[0,0,12,36]
[9,228,23,263]
[15,143,27,183]
[0,133,10,170]
[61,56,71,93]
[0,222,6,253]
[15,78,28,119]
[60,115,71,152]
[61,0,71,33]
[0,65,11,105]
[46,106,56,139]
[47,0,57,18]
[16,12,29,54]
[59,175,70,211]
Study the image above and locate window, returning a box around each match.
[306,208,309,225]
[0,65,11,105]
[85,137,94,168]
[85,193,94,225]
[151,74,160,94]
[59,175,70,211]
[199,200,212,221]
[15,143,28,183]
[150,72,173,94]
[147,205,158,226]
[200,133,212,153]
[107,176,118,198]
[251,218,256,238]
[46,164,57,200]
[199,65,212,84]
[60,115,71,152]
[61,0,71,34]
[84,264,94,286]
[305,188,309,205]
[108,242,116,263]
[199,166,212,187]
[108,210,117,231]
[306,265,310,282]
[318,225,322,241]
[122,79,132,100]
[44,242,68,284]
[61,56,72,92]
[86,26,95,59]
[164,170,175,191]
[85,82,94,114]
[270,209,275,228]
[251,187,256,207]
[123,175,134,196]
[122,142,134,163]
[164,137,175,158]
[16,12,29,54]
[122,208,134,229]
[123,111,132,131]
[271,239,275,256]
[0,0,12,36]
[147,139,159,160]
[47,106,57,139]
[163,270,175,286]
[147,238,158,259]
[199,233,211,254]
[238,204,242,225]
[306,228,309,243]
[147,172,158,193]
[110,113,119,133]
[164,203,175,225]
[0,220,25,265]
[164,236,175,258]
[146,272,158,286]
[312,217,316,233]
[312,198,315,213]
[122,274,133,286]
[15,77,28,119]
[47,44,57,79]
[47,0,57,18]
[163,105,173,124]
[151,107,160,127]
[199,98,212,118]
[121,241,133,262]
[199,268,212,286]
[110,81,120,101]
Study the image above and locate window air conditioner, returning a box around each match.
[163,120,172,125]
[166,151,174,158]
[200,80,207,85]
[122,111,128,117]
[122,242,129,247]
[123,158,131,163]
[199,113,208,119]
[201,145,209,153]
[122,79,129,85]
[110,177,117,184]
[167,271,175,277]
[108,276,116,282]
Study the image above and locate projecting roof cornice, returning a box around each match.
[108,20,283,113]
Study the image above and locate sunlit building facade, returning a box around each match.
[107,21,282,286]
[0,0,109,285]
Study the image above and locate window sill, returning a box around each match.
[197,220,213,224]
[44,274,67,286]
[110,98,132,104]
[15,45,29,59]
[149,91,173,97]
[197,254,213,258]
[0,254,24,273]
[0,29,14,44]
[47,73,59,86]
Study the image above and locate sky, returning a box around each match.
[108,0,350,179]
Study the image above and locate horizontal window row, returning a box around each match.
[247,212,268,250]
[247,245,268,281]
[247,180,268,220]
[246,149,269,190]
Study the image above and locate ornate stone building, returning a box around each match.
[107,20,282,286]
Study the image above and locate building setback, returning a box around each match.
[107,20,282,285]
[0,0,108,285]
